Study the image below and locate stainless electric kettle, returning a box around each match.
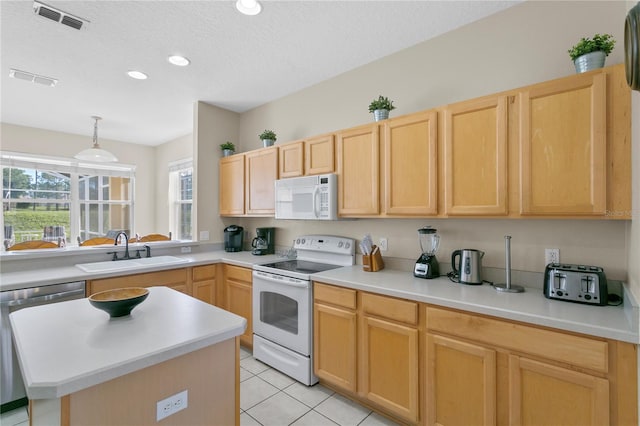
[451,249,484,285]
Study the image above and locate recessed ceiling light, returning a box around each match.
[127,70,148,80]
[236,0,261,16]
[168,55,190,66]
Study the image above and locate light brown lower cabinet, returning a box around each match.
[425,306,637,426]
[313,282,420,424]
[313,283,638,426]
[192,264,217,306]
[87,268,190,296]
[223,264,253,348]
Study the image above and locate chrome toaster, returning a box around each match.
[543,263,608,306]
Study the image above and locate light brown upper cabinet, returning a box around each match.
[219,154,245,216]
[305,134,335,175]
[278,141,304,178]
[383,111,438,216]
[336,124,380,216]
[245,146,278,215]
[520,72,606,215]
[444,96,508,215]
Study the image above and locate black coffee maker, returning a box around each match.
[251,227,275,255]
[224,225,244,252]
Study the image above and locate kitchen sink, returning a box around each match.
[75,256,189,273]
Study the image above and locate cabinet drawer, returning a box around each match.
[314,282,356,310]
[426,307,608,373]
[361,292,418,326]
[224,265,252,283]
[193,264,217,281]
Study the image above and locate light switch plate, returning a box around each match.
[199,230,210,241]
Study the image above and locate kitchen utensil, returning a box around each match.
[224,225,244,252]
[494,235,524,293]
[414,227,440,279]
[543,263,608,305]
[450,249,484,285]
[251,227,275,255]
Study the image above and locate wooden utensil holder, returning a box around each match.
[363,245,385,272]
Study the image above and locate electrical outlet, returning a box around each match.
[378,237,388,251]
[545,248,560,265]
[199,230,210,241]
[156,390,188,421]
[180,246,191,254]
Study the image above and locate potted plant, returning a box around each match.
[259,130,277,147]
[368,95,396,121]
[220,141,235,157]
[568,33,616,73]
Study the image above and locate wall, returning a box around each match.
[0,122,157,236]
[154,133,193,233]
[228,1,634,280]
[194,102,240,245]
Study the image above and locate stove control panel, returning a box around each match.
[293,235,355,255]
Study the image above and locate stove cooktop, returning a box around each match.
[258,259,343,275]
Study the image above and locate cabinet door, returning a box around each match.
[336,124,380,216]
[360,315,419,423]
[279,141,304,178]
[509,355,609,426]
[384,111,437,215]
[520,73,606,215]
[226,278,253,348]
[219,154,245,216]
[313,302,357,392]
[305,135,335,175]
[224,265,253,348]
[193,264,216,305]
[245,147,278,215]
[444,96,508,215]
[426,334,497,426]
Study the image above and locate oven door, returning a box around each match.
[252,270,311,356]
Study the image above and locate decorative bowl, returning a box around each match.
[89,287,149,317]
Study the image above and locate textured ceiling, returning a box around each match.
[1,0,518,146]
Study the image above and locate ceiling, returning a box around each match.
[1,0,518,146]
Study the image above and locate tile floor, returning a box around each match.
[0,347,399,426]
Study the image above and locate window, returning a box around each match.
[169,159,192,240]
[1,152,135,247]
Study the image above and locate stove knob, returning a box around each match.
[338,241,344,248]
[302,238,306,244]
[296,238,300,244]
[345,242,350,249]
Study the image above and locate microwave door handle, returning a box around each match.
[313,186,320,218]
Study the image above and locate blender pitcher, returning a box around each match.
[414,226,440,279]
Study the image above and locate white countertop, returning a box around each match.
[310,266,639,344]
[9,286,247,399]
[3,248,638,345]
[0,250,280,291]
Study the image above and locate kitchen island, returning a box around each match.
[9,286,246,426]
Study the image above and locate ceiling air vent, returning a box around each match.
[9,69,58,87]
[33,1,88,30]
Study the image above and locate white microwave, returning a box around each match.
[275,174,337,220]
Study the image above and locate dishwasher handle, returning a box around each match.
[2,288,85,308]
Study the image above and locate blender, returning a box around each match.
[414,226,440,279]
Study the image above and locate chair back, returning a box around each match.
[136,232,172,243]
[43,226,66,245]
[6,240,60,251]
[78,237,115,246]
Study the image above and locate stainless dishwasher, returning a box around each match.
[1,281,85,411]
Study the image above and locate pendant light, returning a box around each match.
[74,116,118,162]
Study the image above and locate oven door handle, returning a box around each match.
[253,272,309,288]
